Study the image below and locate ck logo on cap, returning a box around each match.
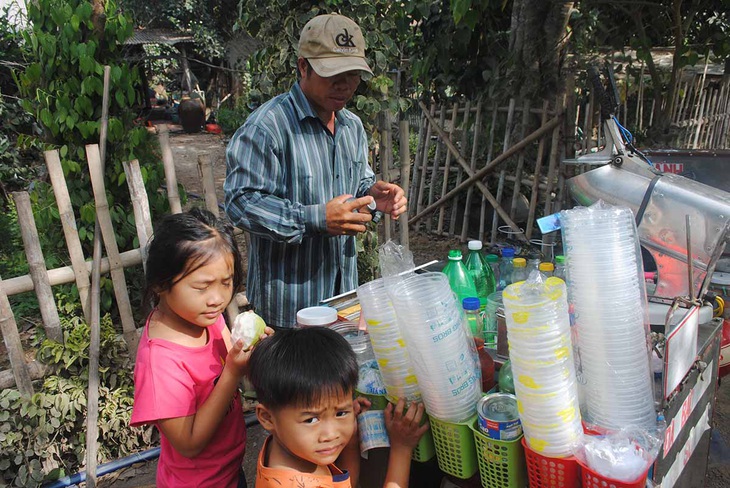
[335,28,356,48]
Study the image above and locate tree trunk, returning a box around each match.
[509,0,574,99]
[91,0,106,39]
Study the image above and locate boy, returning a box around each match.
[249,327,429,488]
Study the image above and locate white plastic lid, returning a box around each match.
[296,306,338,327]
[468,240,483,251]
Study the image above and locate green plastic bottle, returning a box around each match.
[465,240,496,307]
[498,359,515,394]
[442,249,478,304]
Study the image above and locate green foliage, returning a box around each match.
[14,0,172,321]
[216,97,251,135]
[356,223,379,284]
[0,301,156,488]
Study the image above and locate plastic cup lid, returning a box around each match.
[296,306,338,326]
[468,240,483,251]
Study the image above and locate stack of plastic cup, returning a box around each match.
[503,275,583,458]
[386,272,481,423]
[357,279,422,403]
[560,203,656,430]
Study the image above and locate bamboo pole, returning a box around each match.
[490,99,516,243]
[86,66,112,488]
[509,100,531,220]
[414,100,548,242]
[86,144,139,358]
[415,104,435,224]
[398,119,411,249]
[381,102,393,242]
[44,150,92,322]
[460,101,483,242]
[478,106,498,242]
[0,272,34,397]
[426,106,447,233]
[408,112,427,218]
[437,103,459,235]
[123,159,154,272]
[449,101,471,237]
[526,101,550,240]
[12,192,63,342]
[159,124,183,214]
[692,89,707,149]
[543,110,563,216]
[1,249,143,297]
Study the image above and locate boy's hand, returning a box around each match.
[353,396,372,417]
[384,399,429,450]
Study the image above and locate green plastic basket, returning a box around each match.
[412,429,436,462]
[429,415,478,479]
[471,421,526,488]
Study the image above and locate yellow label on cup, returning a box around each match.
[512,312,530,324]
[518,375,540,389]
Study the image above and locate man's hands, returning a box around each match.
[326,194,375,236]
[370,181,407,220]
[325,181,407,237]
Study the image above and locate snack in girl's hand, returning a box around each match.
[231,311,267,349]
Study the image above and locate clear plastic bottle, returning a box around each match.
[464,297,496,393]
[497,248,515,291]
[462,297,483,338]
[484,253,500,288]
[465,240,496,305]
[539,262,554,277]
[554,255,567,281]
[442,249,478,304]
[498,359,515,394]
[512,257,528,283]
[526,250,541,275]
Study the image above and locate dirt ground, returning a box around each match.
[99,127,730,487]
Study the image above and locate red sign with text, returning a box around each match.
[655,162,685,174]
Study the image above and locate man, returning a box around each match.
[224,14,407,329]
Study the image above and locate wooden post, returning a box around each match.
[526,101,550,240]
[426,106,446,233]
[123,159,154,272]
[479,106,498,242]
[460,101,483,242]
[415,104,435,225]
[509,100,531,220]
[44,149,92,322]
[450,101,471,237]
[543,101,563,216]
[437,103,459,236]
[0,272,34,398]
[159,124,183,214]
[408,113,427,218]
[491,99,516,243]
[381,102,393,242]
[85,144,139,357]
[398,119,411,249]
[198,154,220,217]
[12,192,63,342]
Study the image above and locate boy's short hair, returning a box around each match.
[249,327,358,410]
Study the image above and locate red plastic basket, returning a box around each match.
[580,462,649,488]
[521,438,580,488]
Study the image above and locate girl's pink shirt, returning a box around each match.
[131,314,246,488]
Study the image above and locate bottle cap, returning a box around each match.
[555,255,566,264]
[484,254,499,263]
[513,257,526,267]
[501,248,515,258]
[296,306,338,327]
[462,297,481,310]
[539,262,555,272]
[467,240,483,251]
[448,249,463,260]
[367,199,376,211]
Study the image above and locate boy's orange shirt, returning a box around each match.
[255,436,352,488]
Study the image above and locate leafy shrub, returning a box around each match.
[0,301,156,487]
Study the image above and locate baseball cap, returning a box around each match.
[298,14,373,78]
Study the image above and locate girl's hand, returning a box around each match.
[226,326,274,376]
[384,399,429,450]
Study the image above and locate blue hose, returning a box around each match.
[43,412,259,488]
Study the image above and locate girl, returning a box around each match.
[131,208,270,488]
